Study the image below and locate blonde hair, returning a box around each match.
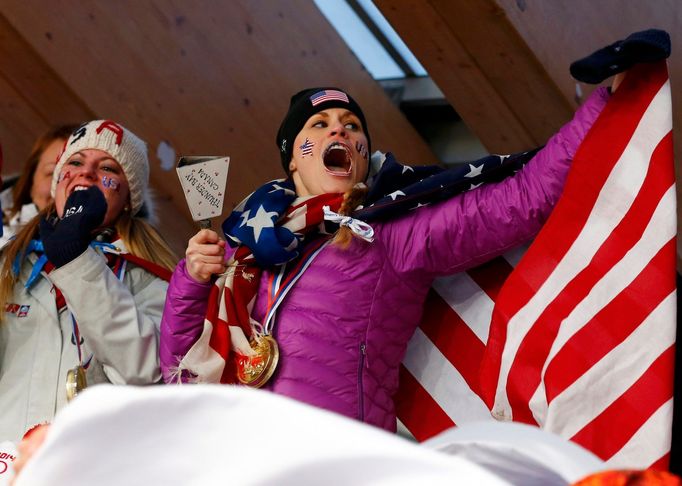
[332,183,369,249]
[0,205,177,321]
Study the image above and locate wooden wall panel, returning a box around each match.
[0,14,92,174]
[0,75,48,171]
[496,0,681,108]
[0,0,436,256]
[374,0,575,153]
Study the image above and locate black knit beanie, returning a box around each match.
[276,87,371,174]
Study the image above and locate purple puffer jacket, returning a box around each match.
[160,88,609,431]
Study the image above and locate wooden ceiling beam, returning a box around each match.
[374,0,575,154]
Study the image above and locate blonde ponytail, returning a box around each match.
[332,183,369,249]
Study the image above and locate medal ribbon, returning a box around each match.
[262,237,331,336]
[71,314,93,369]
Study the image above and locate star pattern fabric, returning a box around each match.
[357,149,541,222]
[246,205,278,243]
[222,179,302,267]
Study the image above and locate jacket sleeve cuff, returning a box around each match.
[175,259,213,300]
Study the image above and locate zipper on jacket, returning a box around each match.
[357,342,366,421]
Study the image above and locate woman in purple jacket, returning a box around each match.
[160,83,619,433]
[160,80,613,432]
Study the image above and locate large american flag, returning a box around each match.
[396,61,675,470]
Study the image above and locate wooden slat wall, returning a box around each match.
[0,0,436,255]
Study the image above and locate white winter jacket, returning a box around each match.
[0,246,168,443]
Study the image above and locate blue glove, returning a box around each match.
[570,29,670,84]
[40,186,108,267]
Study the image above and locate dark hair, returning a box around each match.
[8,124,79,220]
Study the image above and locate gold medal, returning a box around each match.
[236,335,279,388]
[66,365,87,402]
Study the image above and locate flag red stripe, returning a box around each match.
[506,134,674,420]
[545,239,675,402]
[420,289,485,395]
[466,256,514,301]
[207,286,230,357]
[395,365,454,441]
[569,345,675,461]
[480,62,669,408]
[648,452,670,471]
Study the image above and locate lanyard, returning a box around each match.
[261,237,330,336]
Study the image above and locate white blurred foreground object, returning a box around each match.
[425,421,604,485]
[15,385,603,486]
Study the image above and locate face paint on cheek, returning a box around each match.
[101,176,121,192]
[58,171,71,183]
[355,141,368,160]
[300,138,314,157]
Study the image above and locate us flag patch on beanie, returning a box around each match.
[309,89,349,106]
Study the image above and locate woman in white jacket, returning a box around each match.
[0,120,177,443]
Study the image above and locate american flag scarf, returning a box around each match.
[182,149,539,384]
[204,186,345,383]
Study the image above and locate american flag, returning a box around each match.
[300,138,314,157]
[309,89,349,106]
[396,61,675,470]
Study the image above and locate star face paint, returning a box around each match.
[300,138,314,157]
[101,176,121,192]
[355,141,368,160]
[58,170,71,183]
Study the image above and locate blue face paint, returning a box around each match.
[101,176,120,192]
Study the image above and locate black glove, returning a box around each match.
[40,186,108,267]
[570,29,671,84]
